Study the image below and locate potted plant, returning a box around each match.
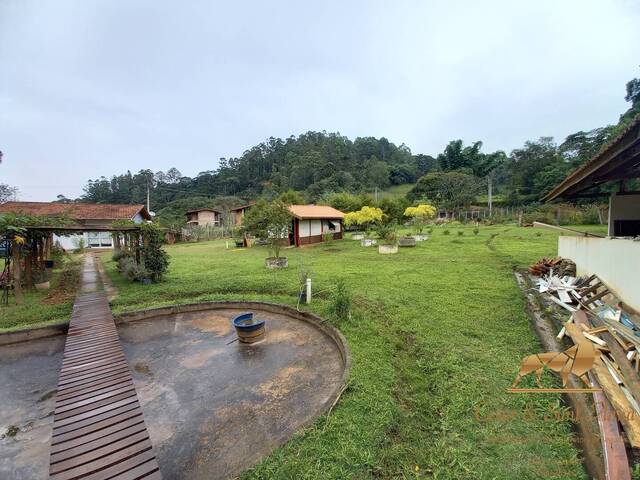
[398,236,416,247]
[242,200,291,269]
[404,204,437,241]
[376,222,399,254]
[33,269,50,291]
[345,206,384,247]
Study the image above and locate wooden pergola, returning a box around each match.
[1,224,143,305]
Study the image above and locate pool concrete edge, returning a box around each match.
[0,322,68,346]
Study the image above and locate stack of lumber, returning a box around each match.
[536,271,620,313]
[537,273,580,309]
[561,310,640,447]
[551,273,640,453]
[529,256,562,276]
[528,256,576,277]
[523,269,640,478]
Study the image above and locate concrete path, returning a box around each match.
[48,254,161,479]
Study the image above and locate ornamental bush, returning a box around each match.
[344,206,384,235]
[139,223,170,282]
[404,204,436,234]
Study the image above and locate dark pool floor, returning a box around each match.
[0,308,344,480]
[0,336,64,480]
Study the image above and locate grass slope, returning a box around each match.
[376,183,415,200]
[96,225,596,479]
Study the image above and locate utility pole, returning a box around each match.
[147,184,150,213]
[487,175,493,217]
[374,186,378,203]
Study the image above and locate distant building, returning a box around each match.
[230,203,255,226]
[544,115,640,310]
[185,208,221,227]
[0,201,151,250]
[288,205,345,246]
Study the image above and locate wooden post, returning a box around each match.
[44,234,52,260]
[24,248,32,291]
[12,241,23,305]
[135,233,141,265]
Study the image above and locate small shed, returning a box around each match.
[288,205,345,246]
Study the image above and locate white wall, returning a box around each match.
[54,232,115,250]
[299,219,323,237]
[559,236,640,311]
[54,234,83,251]
[609,193,640,236]
[310,219,322,236]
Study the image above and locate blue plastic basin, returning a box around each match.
[232,313,265,332]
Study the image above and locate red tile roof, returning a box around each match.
[185,208,220,214]
[288,204,345,219]
[0,201,151,221]
[230,202,256,212]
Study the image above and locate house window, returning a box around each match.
[86,232,113,248]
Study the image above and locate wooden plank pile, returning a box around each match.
[545,274,640,472]
[528,256,576,277]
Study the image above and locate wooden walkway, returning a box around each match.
[48,255,161,479]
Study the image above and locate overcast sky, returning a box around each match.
[1,0,639,201]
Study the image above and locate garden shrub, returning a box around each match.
[51,241,68,263]
[117,256,135,274]
[122,260,149,282]
[139,223,170,281]
[332,280,351,322]
[443,229,450,235]
[457,230,464,236]
[375,222,398,245]
[112,249,128,262]
[473,227,479,235]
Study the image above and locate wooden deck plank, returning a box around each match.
[49,255,161,479]
[51,416,144,453]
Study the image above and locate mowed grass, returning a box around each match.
[96,224,600,479]
[0,254,81,331]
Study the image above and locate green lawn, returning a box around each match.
[95,224,593,479]
[0,254,81,331]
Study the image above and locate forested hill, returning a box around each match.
[80,133,439,206]
[77,75,640,215]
